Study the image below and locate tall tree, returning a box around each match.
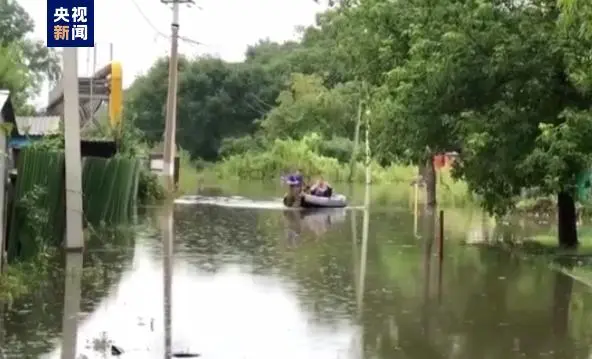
[125,56,279,160]
[0,0,60,112]
[258,73,360,139]
[344,0,592,246]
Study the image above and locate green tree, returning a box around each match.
[125,56,279,160]
[0,0,60,112]
[355,0,592,247]
[258,73,360,139]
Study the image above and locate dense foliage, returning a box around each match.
[124,0,592,246]
[0,0,60,114]
[3,0,591,246]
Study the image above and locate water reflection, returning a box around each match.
[352,185,371,359]
[283,209,346,245]
[60,252,83,359]
[160,204,173,358]
[4,189,592,358]
[357,185,370,315]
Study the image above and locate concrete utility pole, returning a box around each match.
[162,0,192,191]
[62,48,84,250]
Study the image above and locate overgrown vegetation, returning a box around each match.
[0,0,160,302]
[124,0,592,247]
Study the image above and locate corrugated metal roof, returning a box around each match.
[15,116,61,135]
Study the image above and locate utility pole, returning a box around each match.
[89,43,96,126]
[62,48,84,250]
[162,0,192,192]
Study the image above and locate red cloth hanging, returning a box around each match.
[433,154,446,170]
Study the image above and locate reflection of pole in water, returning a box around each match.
[61,251,83,359]
[161,204,174,359]
[0,301,4,359]
[552,267,574,338]
[422,234,432,304]
[351,206,359,286]
[421,210,434,337]
[357,185,371,315]
[349,187,362,358]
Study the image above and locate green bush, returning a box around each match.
[218,135,266,158]
[137,169,165,203]
[317,136,359,163]
[209,133,468,193]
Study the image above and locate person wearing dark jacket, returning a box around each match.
[309,177,332,197]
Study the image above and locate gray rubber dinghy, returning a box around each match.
[301,193,347,208]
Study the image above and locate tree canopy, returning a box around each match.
[125,0,592,246]
[0,0,60,113]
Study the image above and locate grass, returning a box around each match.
[464,228,592,289]
[178,157,201,195]
[175,136,473,202]
[0,223,135,305]
[0,250,58,304]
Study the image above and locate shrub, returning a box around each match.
[137,169,165,203]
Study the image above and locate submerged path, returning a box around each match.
[3,195,592,358]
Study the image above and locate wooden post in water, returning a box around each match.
[438,210,444,260]
[357,83,371,316]
[413,181,419,237]
[348,100,363,183]
[437,210,444,303]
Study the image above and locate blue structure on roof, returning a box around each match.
[8,137,35,149]
[7,116,61,149]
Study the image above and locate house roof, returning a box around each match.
[14,116,61,136]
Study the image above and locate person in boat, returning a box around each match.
[283,170,305,206]
[309,176,333,198]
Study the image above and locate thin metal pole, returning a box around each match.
[162,2,180,191]
[62,48,84,249]
[85,47,90,76]
[437,210,444,302]
[438,210,444,261]
[89,43,96,125]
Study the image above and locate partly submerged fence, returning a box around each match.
[6,148,141,261]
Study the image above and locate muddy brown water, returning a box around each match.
[2,186,592,358]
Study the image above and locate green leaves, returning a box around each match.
[125,0,592,218]
[258,73,361,139]
[0,0,60,113]
[323,0,592,215]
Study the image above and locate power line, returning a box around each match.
[128,0,205,47]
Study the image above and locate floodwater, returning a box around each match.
[3,186,592,358]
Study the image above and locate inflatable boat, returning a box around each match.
[283,193,348,208]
